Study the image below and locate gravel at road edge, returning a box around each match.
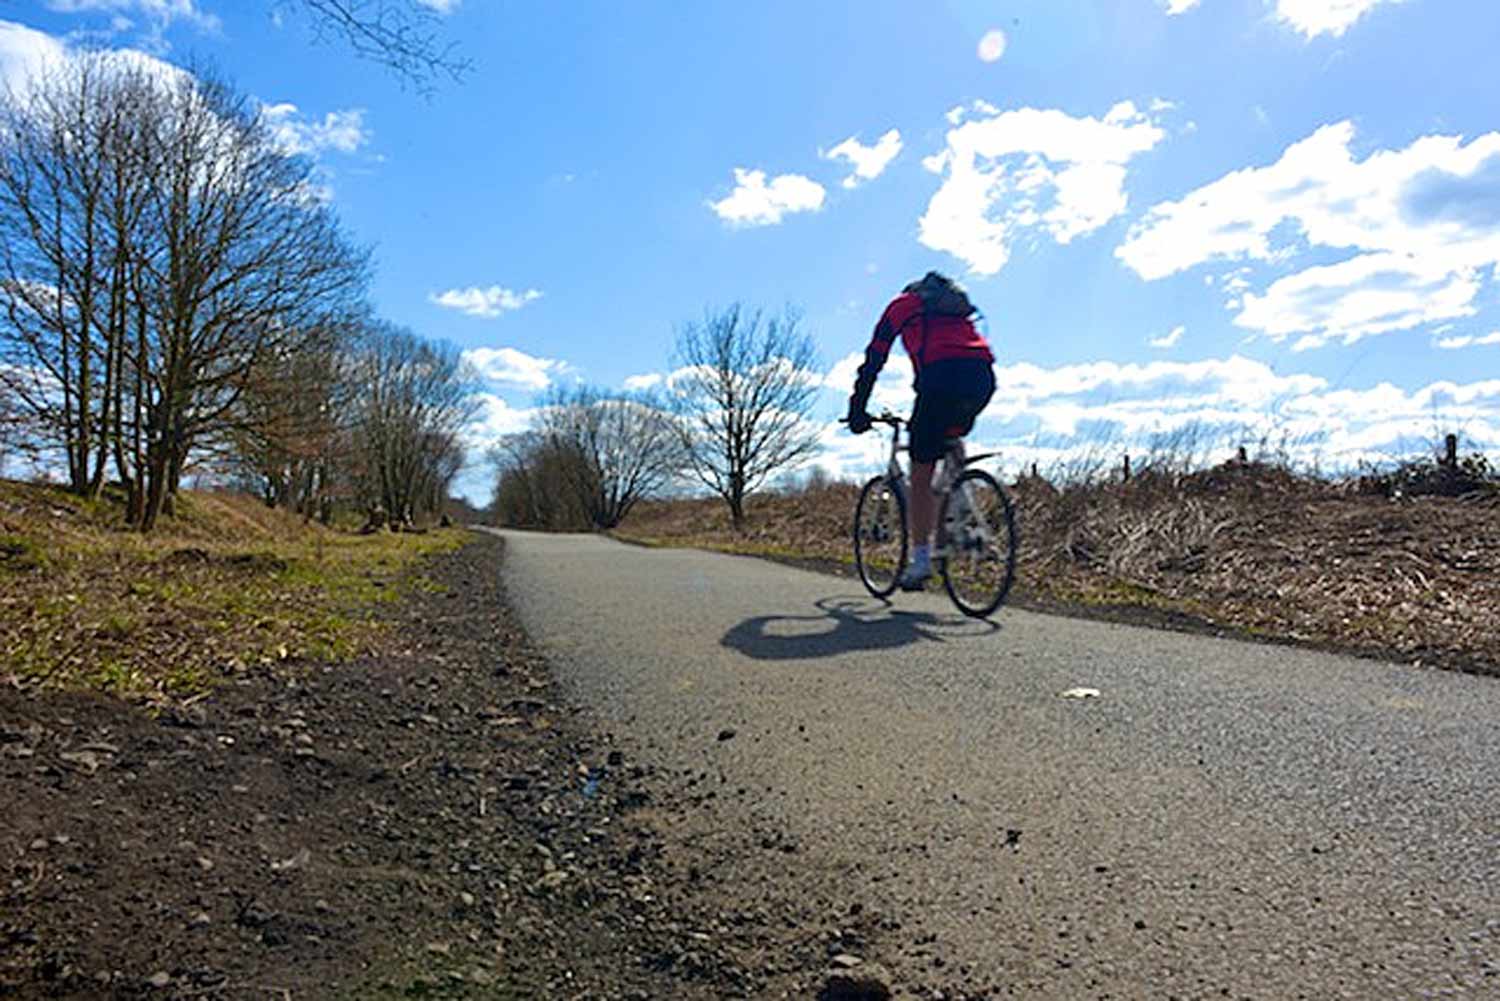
[2,532,911,1000]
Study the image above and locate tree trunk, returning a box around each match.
[141,444,170,532]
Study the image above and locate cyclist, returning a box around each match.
[846,271,995,590]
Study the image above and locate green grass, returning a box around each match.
[0,480,469,702]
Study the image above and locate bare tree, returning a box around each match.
[534,384,683,529]
[127,69,369,529]
[347,322,477,526]
[487,432,594,531]
[0,54,369,528]
[227,320,357,520]
[670,304,822,529]
[0,53,158,498]
[286,0,471,90]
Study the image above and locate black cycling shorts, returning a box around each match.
[910,358,995,463]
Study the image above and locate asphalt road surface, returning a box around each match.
[496,529,1499,999]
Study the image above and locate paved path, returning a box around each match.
[496,529,1500,998]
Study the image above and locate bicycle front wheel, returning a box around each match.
[938,469,1018,618]
[853,476,907,598]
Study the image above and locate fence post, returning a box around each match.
[1443,433,1458,469]
[1030,462,1038,479]
[1122,454,1131,482]
[1236,445,1248,464]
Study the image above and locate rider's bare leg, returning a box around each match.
[909,459,936,550]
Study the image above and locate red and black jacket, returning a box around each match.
[850,291,993,413]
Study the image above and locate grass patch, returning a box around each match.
[0,480,467,702]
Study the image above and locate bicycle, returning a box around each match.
[846,412,1018,618]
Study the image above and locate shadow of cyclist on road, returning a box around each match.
[720,595,999,661]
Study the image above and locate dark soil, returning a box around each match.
[0,533,899,1000]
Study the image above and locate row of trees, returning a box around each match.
[0,53,473,530]
[490,305,823,531]
[228,322,475,526]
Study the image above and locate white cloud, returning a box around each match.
[825,351,917,414]
[462,347,567,391]
[1435,331,1500,350]
[1149,325,1186,348]
[709,168,825,227]
[417,0,462,12]
[1154,1,1398,37]
[43,0,220,48]
[1274,0,1402,38]
[822,129,903,189]
[816,352,1500,482]
[261,103,371,157]
[0,21,352,191]
[919,100,1166,275]
[622,373,664,391]
[977,29,1007,63]
[0,20,68,94]
[468,392,532,439]
[1118,121,1500,348]
[0,20,187,97]
[430,286,543,318]
[1238,253,1480,350]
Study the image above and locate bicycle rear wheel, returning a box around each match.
[853,476,907,598]
[938,468,1018,618]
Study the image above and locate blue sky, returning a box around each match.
[5,0,1500,500]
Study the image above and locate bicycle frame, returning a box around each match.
[850,411,1018,616]
[868,414,994,558]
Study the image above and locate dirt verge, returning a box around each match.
[2,532,907,1000]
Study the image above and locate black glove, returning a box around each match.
[846,405,872,434]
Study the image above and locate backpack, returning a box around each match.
[905,271,976,319]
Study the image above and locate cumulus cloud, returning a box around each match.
[1274,0,1403,38]
[1436,331,1500,350]
[1163,0,1201,13]
[814,352,1500,482]
[622,373,664,391]
[825,351,917,415]
[261,104,371,157]
[0,20,68,93]
[0,18,190,98]
[919,100,1166,275]
[45,0,220,29]
[822,129,903,189]
[1118,121,1500,348]
[1,21,362,195]
[1239,253,1480,350]
[431,286,543,318]
[468,392,532,438]
[1149,325,1186,348]
[43,0,220,50]
[709,168,826,227]
[462,347,567,391]
[417,0,462,12]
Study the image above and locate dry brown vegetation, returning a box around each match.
[619,461,1500,675]
[0,480,464,702]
